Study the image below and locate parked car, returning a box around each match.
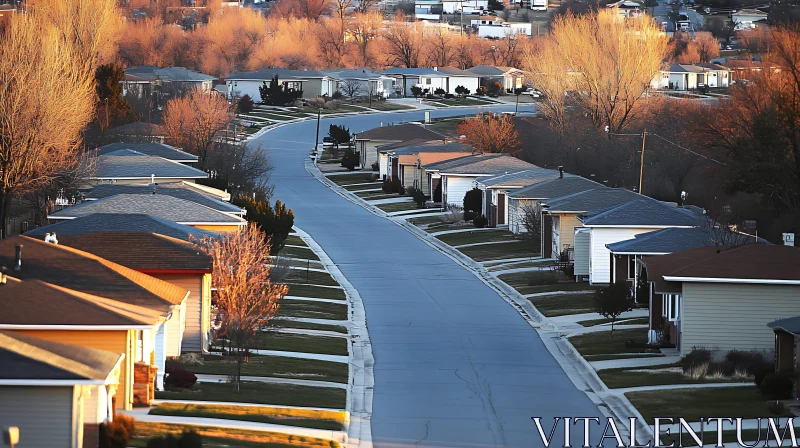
[322,137,336,148]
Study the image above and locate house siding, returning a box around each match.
[401,165,417,189]
[680,282,800,356]
[559,214,582,252]
[508,198,535,234]
[551,215,561,258]
[0,386,73,448]
[444,175,479,207]
[153,274,204,353]
[379,153,390,179]
[588,227,656,284]
[573,228,591,277]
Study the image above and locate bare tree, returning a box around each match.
[520,203,542,252]
[425,27,456,67]
[383,21,424,68]
[347,12,382,67]
[162,88,233,170]
[317,17,347,68]
[354,0,381,12]
[340,80,364,98]
[457,114,522,155]
[522,38,571,132]
[194,224,287,391]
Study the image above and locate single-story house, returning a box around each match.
[326,69,393,99]
[575,199,704,285]
[731,8,768,24]
[467,65,525,92]
[225,68,334,100]
[25,213,220,242]
[353,123,445,172]
[94,143,198,165]
[477,23,532,39]
[441,0,489,14]
[123,66,216,98]
[695,63,732,88]
[432,67,481,94]
[380,68,450,98]
[48,194,247,233]
[57,232,214,354]
[105,122,165,144]
[720,59,781,81]
[415,0,443,19]
[86,149,208,185]
[506,175,603,236]
[422,153,536,208]
[475,167,562,229]
[385,140,473,189]
[0,331,124,448]
[650,64,732,90]
[85,183,243,218]
[644,244,798,356]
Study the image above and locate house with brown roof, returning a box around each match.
[0,236,189,406]
[643,244,800,356]
[0,331,125,448]
[352,123,445,173]
[384,140,473,190]
[57,232,214,353]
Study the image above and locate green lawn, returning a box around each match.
[458,241,539,262]
[156,381,346,409]
[568,328,661,361]
[626,387,790,424]
[278,299,348,321]
[342,182,382,192]
[282,235,307,247]
[248,113,293,121]
[285,270,339,287]
[285,284,346,300]
[434,98,495,107]
[279,246,320,261]
[356,192,395,199]
[268,319,348,334]
[578,316,649,327]
[436,229,515,246]
[131,422,341,448]
[408,215,446,226]
[597,364,751,389]
[375,201,420,213]
[528,293,598,317]
[327,173,376,185]
[187,354,348,383]
[367,101,416,111]
[498,270,596,295]
[487,260,556,272]
[254,332,348,356]
[150,402,346,431]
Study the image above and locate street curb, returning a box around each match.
[293,226,374,448]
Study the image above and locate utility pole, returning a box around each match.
[638,129,647,195]
[314,108,322,154]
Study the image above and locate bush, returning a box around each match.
[725,350,767,374]
[759,372,795,400]
[146,430,202,448]
[371,161,379,171]
[323,100,341,110]
[561,263,574,278]
[463,188,482,217]
[307,97,325,108]
[754,365,775,387]
[434,87,446,96]
[328,124,351,145]
[464,211,477,222]
[473,215,488,228]
[433,182,442,203]
[331,91,343,100]
[100,414,135,448]
[475,86,487,96]
[410,86,424,98]
[381,178,404,194]
[232,196,295,255]
[407,186,426,207]
[164,368,198,389]
[237,94,254,114]
[680,348,712,373]
[341,149,360,170]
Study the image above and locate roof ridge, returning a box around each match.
[0,331,113,380]
[40,281,164,325]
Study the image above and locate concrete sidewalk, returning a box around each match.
[591,355,680,370]
[152,398,344,411]
[195,374,347,389]
[248,349,349,363]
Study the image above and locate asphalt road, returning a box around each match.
[255,105,611,448]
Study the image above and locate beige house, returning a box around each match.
[354,124,445,172]
[384,141,473,190]
[645,244,800,356]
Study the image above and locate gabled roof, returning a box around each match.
[478,167,563,189]
[48,195,246,226]
[649,244,800,285]
[95,143,197,163]
[768,316,800,336]
[86,183,241,214]
[666,64,706,74]
[507,175,604,200]
[387,140,472,156]
[58,232,212,273]
[25,213,219,242]
[580,199,703,227]
[423,153,536,175]
[0,331,124,382]
[434,67,479,77]
[355,123,444,141]
[0,278,165,328]
[380,68,444,77]
[0,236,188,310]
[226,68,330,81]
[696,62,730,72]
[543,188,640,213]
[124,66,215,82]
[326,69,386,80]
[418,152,474,166]
[91,150,207,180]
[467,65,522,76]
[607,226,763,255]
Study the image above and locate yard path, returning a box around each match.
[611,382,751,394]
[195,374,347,389]
[256,105,617,448]
[366,197,414,205]
[591,355,681,371]
[282,296,345,304]
[428,227,502,236]
[452,240,522,249]
[272,316,349,325]
[550,309,649,325]
[524,290,597,298]
[489,266,556,275]
[266,327,348,338]
[245,349,349,363]
[562,324,649,335]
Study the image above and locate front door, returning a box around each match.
[391,158,399,182]
[498,193,506,225]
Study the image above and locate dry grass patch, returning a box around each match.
[131,422,340,448]
[149,402,346,431]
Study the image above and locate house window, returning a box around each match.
[669,295,680,321]
[426,78,432,85]
[628,255,636,280]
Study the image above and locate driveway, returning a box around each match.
[255,105,611,447]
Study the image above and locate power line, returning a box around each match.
[608,131,726,165]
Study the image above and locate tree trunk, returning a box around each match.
[0,189,11,240]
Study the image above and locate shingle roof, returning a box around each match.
[607,226,764,255]
[326,69,385,80]
[388,140,472,155]
[226,68,330,81]
[467,65,520,76]
[580,199,704,227]
[356,123,444,141]
[0,331,124,381]
[0,279,165,328]
[124,66,215,82]
[434,67,478,77]
[49,195,245,225]
[25,214,219,241]
[478,167,563,188]
[380,68,444,76]
[543,188,640,213]
[422,153,536,175]
[418,152,474,166]
[86,183,242,214]
[507,175,604,200]
[91,150,207,180]
[0,236,188,309]
[667,64,706,73]
[768,316,800,336]
[95,143,197,162]
[58,232,212,273]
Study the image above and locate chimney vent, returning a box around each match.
[151,174,155,184]
[14,245,22,272]
[558,166,564,178]
[784,233,795,247]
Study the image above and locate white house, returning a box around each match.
[225,68,334,101]
[731,8,768,24]
[432,67,481,94]
[327,69,394,98]
[478,22,532,38]
[380,68,450,97]
[467,65,525,92]
[442,0,489,13]
[122,66,216,98]
[415,0,443,19]
[651,64,732,90]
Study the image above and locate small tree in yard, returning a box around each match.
[237,94,255,114]
[520,203,542,253]
[458,114,521,155]
[410,85,424,98]
[595,281,633,335]
[455,85,470,97]
[259,75,303,106]
[194,224,288,391]
[328,124,351,147]
[463,187,483,221]
[341,149,360,170]
[434,87,446,96]
[407,186,426,207]
[233,195,295,255]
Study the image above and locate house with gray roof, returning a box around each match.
[123,66,216,99]
[47,194,246,233]
[326,69,394,99]
[88,149,208,185]
[95,142,198,164]
[476,167,563,228]
[26,213,220,241]
[354,123,446,173]
[86,183,243,217]
[506,175,604,235]
[423,154,536,208]
[386,141,473,190]
[574,199,704,285]
[225,68,334,101]
[467,65,525,92]
[433,67,481,95]
[380,68,449,98]
[650,63,732,90]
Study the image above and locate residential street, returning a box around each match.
[255,106,612,447]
